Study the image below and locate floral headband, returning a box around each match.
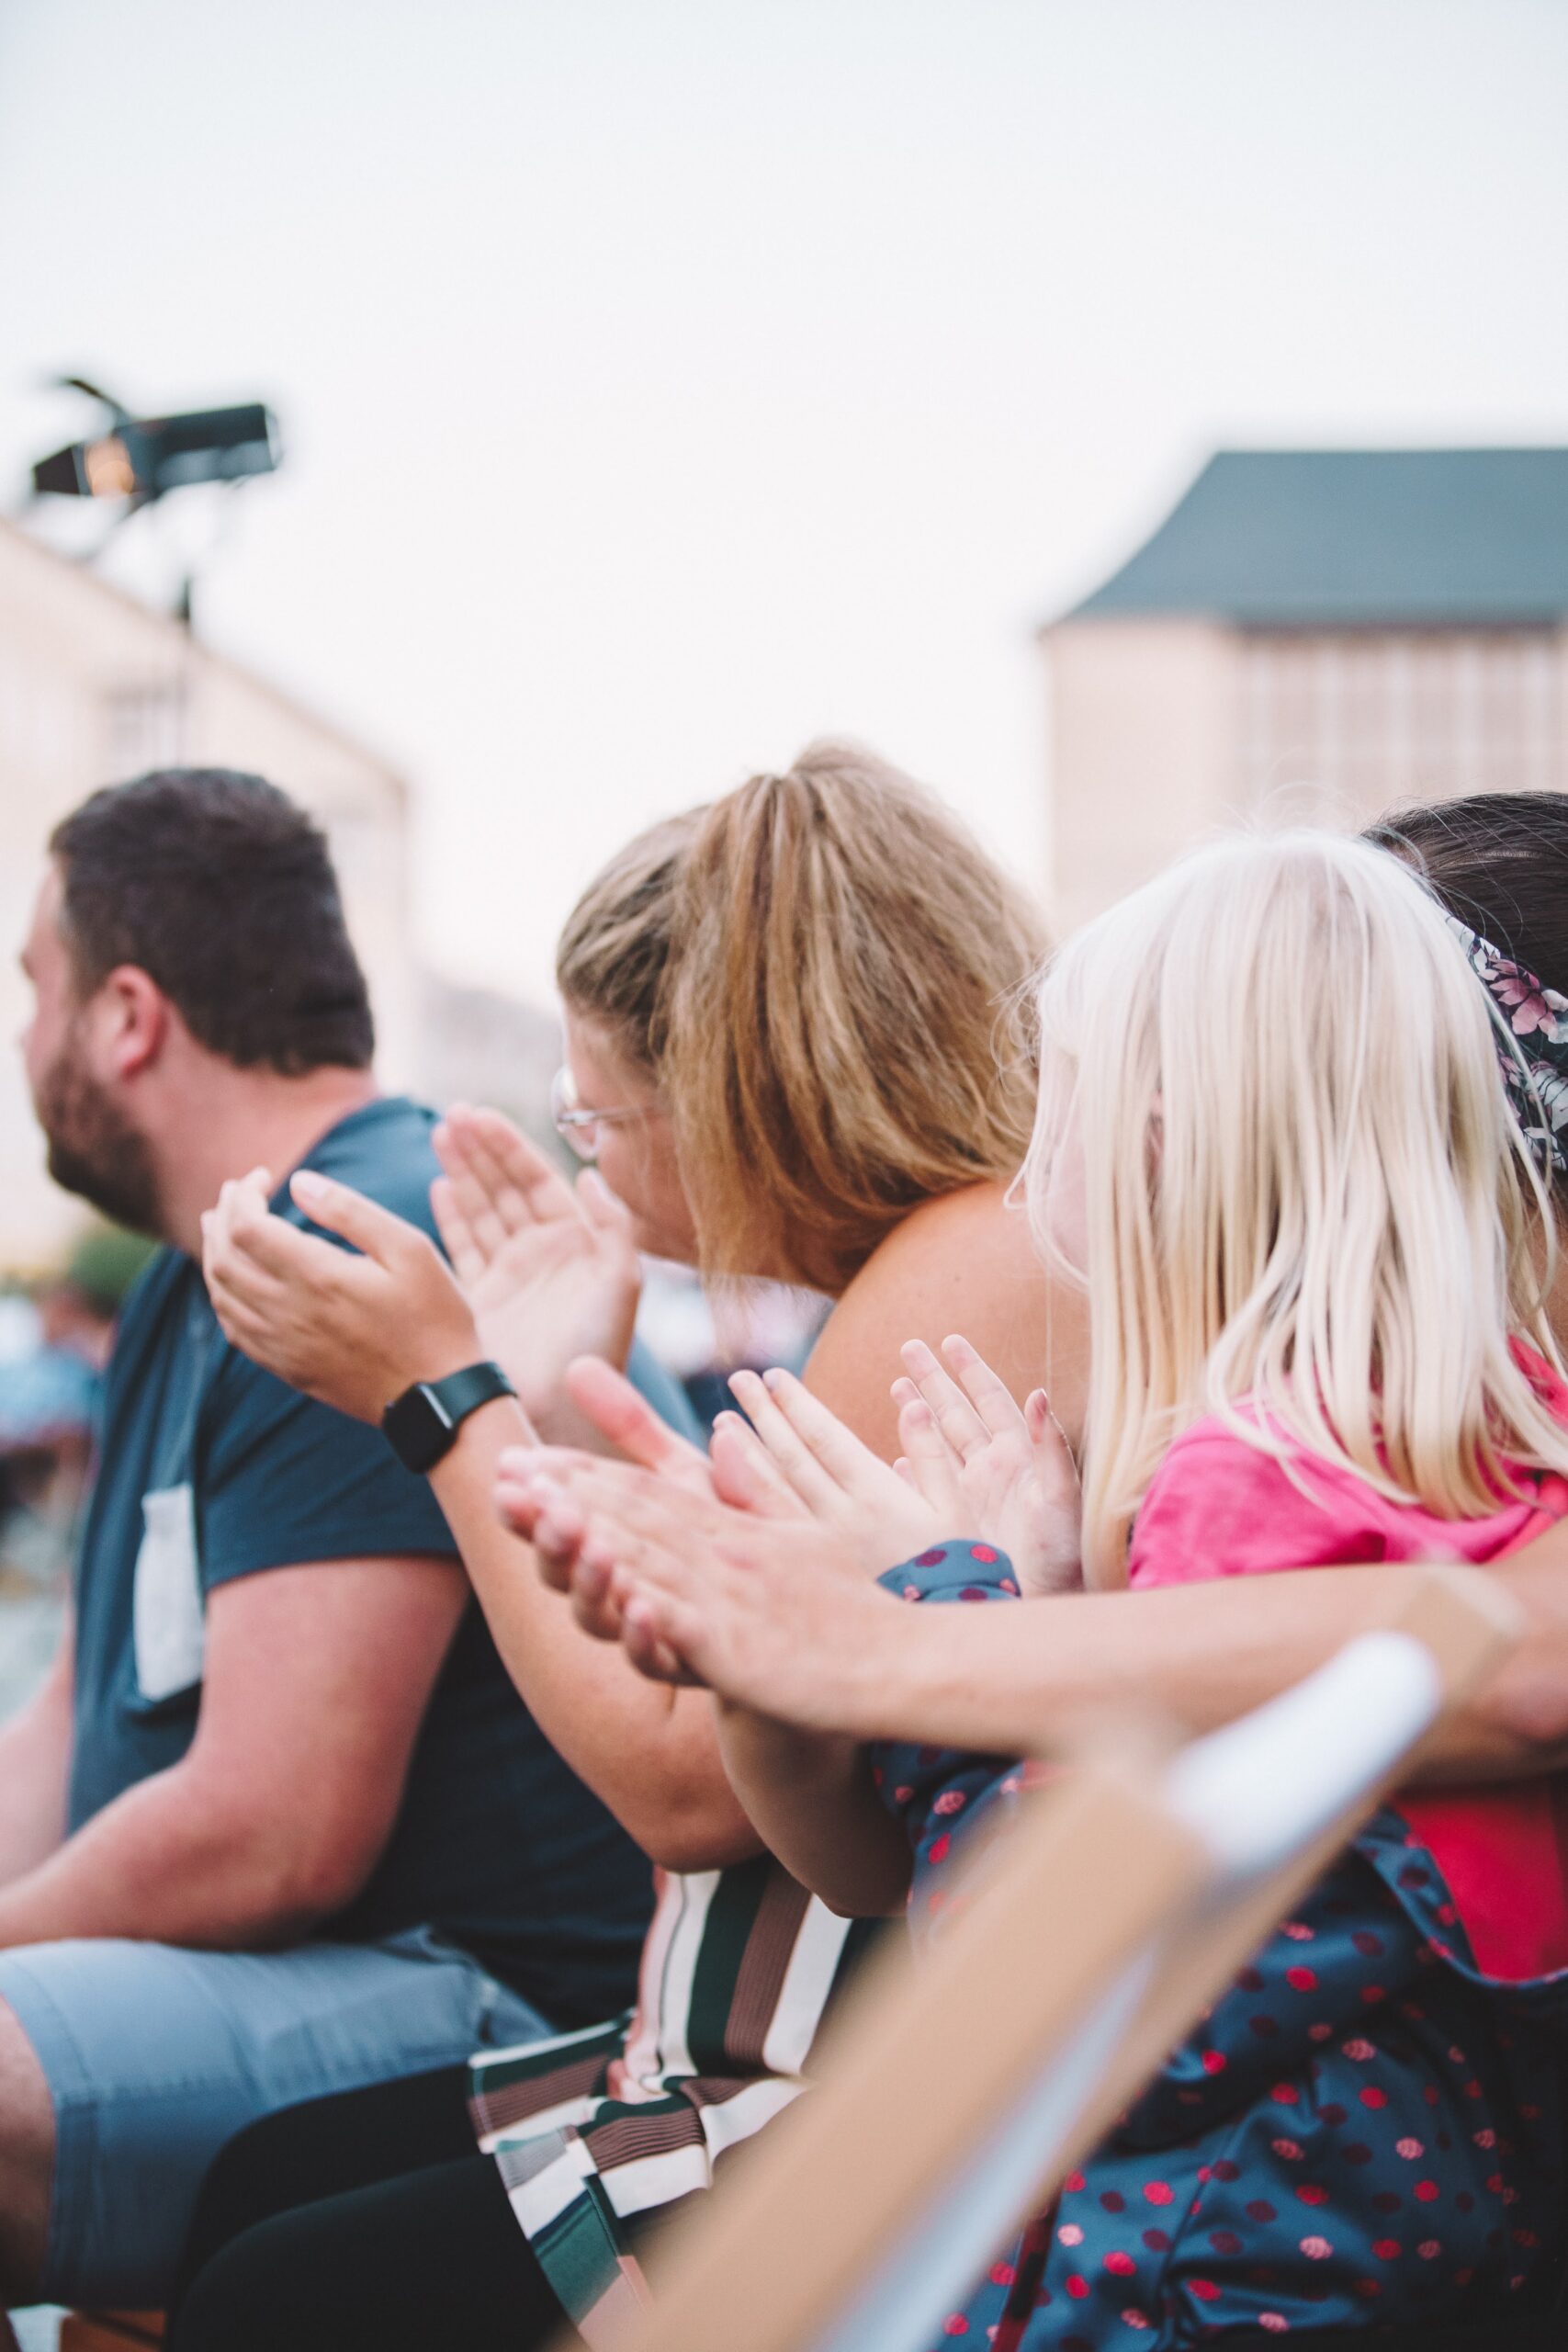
[1446,915,1568,1179]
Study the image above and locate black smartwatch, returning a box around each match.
[381,1362,517,1474]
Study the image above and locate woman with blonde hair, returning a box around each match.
[556,738,1046,1300]
[171,741,1070,2351]
[523,827,1568,2342]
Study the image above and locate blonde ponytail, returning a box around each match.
[559,741,1045,1291]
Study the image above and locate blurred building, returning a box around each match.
[0,517,553,1272]
[1042,449,1568,934]
[418,972,561,1143]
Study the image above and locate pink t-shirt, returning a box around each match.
[1127,1358,1568,1982]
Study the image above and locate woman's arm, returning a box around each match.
[698,1198,1060,1914]
[202,1170,761,1871]
[426,1399,760,1870]
[800,1186,1568,1775]
[510,1439,911,1918]
[716,1182,1086,1912]
[711,1709,912,1917]
[520,1182,1078,1909]
[773,1548,1568,1774]
[536,1455,1568,1776]
[1465,1525,1568,1768]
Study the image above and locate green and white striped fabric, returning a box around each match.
[469,1854,877,2346]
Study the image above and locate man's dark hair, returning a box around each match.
[49,769,375,1076]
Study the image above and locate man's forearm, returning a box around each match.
[0,1762,336,1951]
[0,1744,69,1890]
[0,1657,73,1891]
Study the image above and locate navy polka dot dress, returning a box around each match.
[873,1544,1568,2347]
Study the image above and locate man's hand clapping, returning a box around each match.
[201,1166,483,1423]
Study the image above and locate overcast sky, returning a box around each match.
[2,0,1564,1000]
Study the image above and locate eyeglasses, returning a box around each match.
[549,1066,660,1163]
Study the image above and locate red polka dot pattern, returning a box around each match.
[875,1544,1562,2348]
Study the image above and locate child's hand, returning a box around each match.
[894,1335,1082,1596]
[720,1366,943,1576]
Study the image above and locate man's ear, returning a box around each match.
[96,965,170,1080]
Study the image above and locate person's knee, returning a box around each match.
[0,1998,55,2304]
[172,2216,317,2352]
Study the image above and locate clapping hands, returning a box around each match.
[430,1106,643,1447]
[693,1333,1081,1597]
[199,1104,654,1440]
[503,1331,1082,1707]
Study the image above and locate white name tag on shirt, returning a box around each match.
[132,1482,205,1702]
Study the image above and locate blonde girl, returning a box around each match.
[1032,826,1568,1590]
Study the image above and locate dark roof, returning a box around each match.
[1064,448,1568,627]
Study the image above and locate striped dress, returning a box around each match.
[469,1853,878,2346]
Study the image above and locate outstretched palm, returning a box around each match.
[431,1104,642,1439]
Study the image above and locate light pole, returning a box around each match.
[29,376,281,630]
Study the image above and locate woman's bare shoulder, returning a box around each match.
[850,1179,1032,1294]
[804,1183,1088,1460]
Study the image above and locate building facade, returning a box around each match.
[0,518,423,1270]
[1042,449,1568,937]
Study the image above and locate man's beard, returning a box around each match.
[35,1040,164,1238]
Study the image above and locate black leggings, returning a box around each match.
[167,2064,568,2352]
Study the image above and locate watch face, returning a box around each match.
[382,1383,455,1475]
[381,1364,513,1474]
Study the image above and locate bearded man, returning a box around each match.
[0,772,660,2322]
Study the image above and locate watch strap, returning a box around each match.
[381,1360,517,1473]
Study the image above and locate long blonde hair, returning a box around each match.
[558,741,1045,1293]
[1023,829,1568,1588]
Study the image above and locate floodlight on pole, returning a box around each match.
[32,399,281,507]
[28,376,283,631]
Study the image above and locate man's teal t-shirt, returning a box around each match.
[69,1096,689,2027]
